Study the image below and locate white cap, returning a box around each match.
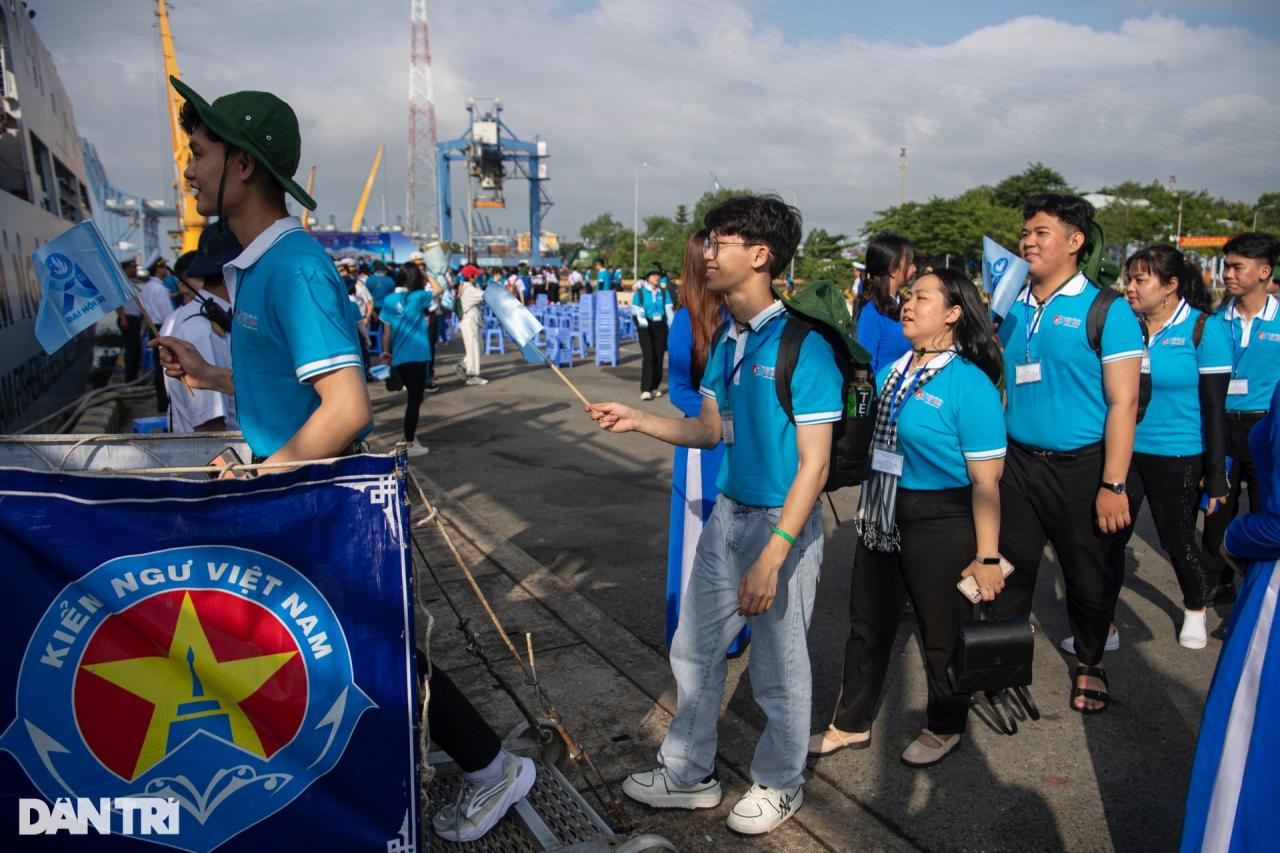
[338,257,355,267]
[409,251,424,261]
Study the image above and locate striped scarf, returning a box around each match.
[854,353,950,552]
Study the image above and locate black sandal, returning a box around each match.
[1070,665,1109,715]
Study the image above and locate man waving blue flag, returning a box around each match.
[33,220,138,354]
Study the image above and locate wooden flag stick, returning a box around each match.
[541,353,592,409]
[134,295,195,397]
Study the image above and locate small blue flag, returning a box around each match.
[983,236,1029,323]
[32,220,137,354]
[483,283,545,364]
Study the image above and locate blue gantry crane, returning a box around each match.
[436,97,551,264]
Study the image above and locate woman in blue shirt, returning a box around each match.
[812,268,1007,768]
[380,263,438,456]
[1091,246,1230,650]
[855,232,916,372]
[632,264,674,400]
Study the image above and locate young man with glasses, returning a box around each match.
[590,195,842,835]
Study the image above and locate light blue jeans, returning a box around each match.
[658,495,823,791]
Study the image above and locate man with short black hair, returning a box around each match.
[153,78,372,465]
[994,193,1144,714]
[1203,232,1280,601]
[591,194,841,835]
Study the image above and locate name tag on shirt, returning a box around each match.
[871,446,904,477]
[1015,361,1042,385]
[721,410,735,446]
[1228,378,1249,396]
[1141,356,1151,375]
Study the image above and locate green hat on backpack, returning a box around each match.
[169,76,317,211]
[1078,221,1119,288]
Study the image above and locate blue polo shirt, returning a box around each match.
[385,289,432,366]
[856,301,911,373]
[999,275,1145,451]
[878,351,1006,490]
[1212,294,1280,413]
[595,269,611,292]
[225,218,366,458]
[1135,301,1232,456]
[633,283,672,321]
[699,301,844,506]
[612,268,624,288]
[366,273,396,310]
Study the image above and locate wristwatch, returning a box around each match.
[1101,481,1127,495]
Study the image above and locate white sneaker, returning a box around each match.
[433,752,535,843]
[640,391,653,401]
[466,376,490,386]
[726,783,803,835]
[453,362,467,381]
[621,766,721,809]
[1179,610,1208,649]
[653,388,664,398]
[406,439,429,457]
[1060,626,1120,655]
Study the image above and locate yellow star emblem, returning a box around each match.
[82,591,297,781]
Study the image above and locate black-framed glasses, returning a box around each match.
[702,236,759,259]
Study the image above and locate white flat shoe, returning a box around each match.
[807,725,870,756]
[1179,610,1208,649]
[901,729,961,768]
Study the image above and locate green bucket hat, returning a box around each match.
[642,263,665,279]
[169,75,316,211]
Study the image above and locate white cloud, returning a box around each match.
[40,0,1280,242]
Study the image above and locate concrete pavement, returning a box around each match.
[383,332,1226,852]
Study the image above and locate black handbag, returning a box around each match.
[385,365,403,393]
[948,604,1040,735]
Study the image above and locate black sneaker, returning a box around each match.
[424,382,441,393]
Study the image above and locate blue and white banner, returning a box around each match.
[982,235,1029,323]
[33,220,138,355]
[0,454,420,851]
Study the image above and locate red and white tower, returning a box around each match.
[406,0,439,239]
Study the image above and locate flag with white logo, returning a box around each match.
[983,236,1029,323]
[32,220,138,354]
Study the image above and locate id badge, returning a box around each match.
[1228,378,1249,396]
[871,445,904,477]
[1140,356,1151,375]
[1015,361,1042,385]
[721,410,735,446]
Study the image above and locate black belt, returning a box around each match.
[1009,439,1102,463]
[1226,410,1267,422]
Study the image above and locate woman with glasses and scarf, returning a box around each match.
[811,268,1006,768]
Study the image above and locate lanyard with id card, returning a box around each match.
[870,366,926,477]
[1017,295,1045,385]
[1228,312,1250,396]
[719,318,783,446]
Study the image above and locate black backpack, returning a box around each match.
[714,280,878,491]
[1085,286,1152,423]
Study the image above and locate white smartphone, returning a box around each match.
[957,557,1015,603]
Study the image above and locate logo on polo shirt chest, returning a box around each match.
[752,363,776,381]
[1160,337,1187,347]
[1259,331,1280,343]
[914,389,944,408]
[1052,314,1082,329]
[235,309,259,332]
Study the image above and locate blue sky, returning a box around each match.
[31,0,1280,242]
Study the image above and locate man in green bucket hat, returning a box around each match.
[153,77,373,465]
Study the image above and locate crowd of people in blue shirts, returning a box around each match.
[147,73,1278,849]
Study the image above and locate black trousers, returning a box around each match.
[834,487,976,735]
[995,442,1112,666]
[121,315,143,382]
[1202,413,1266,584]
[426,314,441,382]
[428,666,502,773]
[637,319,668,392]
[398,361,428,442]
[1106,453,1206,612]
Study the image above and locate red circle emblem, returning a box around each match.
[74,589,306,781]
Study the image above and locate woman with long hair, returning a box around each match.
[663,229,747,655]
[380,262,440,456]
[1062,245,1231,652]
[855,232,916,372]
[812,268,1007,767]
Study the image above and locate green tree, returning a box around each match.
[674,204,690,226]
[578,213,624,255]
[992,162,1073,209]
